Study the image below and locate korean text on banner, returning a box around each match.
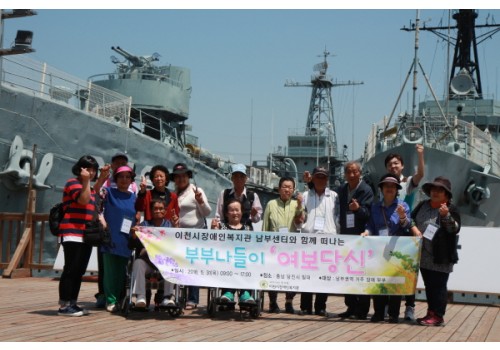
[136,227,421,295]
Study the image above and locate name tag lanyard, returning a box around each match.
[346,184,361,229]
[379,205,391,236]
[311,193,327,231]
[423,212,441,241]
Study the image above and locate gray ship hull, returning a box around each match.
[363,143,500,227]
[0,84,231,214]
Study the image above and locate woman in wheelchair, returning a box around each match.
[211,198,255,305]
[129,198,178,309]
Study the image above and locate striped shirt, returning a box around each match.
[59,177,97,243]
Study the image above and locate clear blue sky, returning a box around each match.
[3,6,500,165]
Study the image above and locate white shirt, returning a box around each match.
[301,188,338,234]
[178,184,212,229]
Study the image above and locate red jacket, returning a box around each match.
[135,189,179,221]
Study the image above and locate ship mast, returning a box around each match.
[403,9,500,100]
[285,49,363,173]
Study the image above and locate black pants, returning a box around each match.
[344,294,370,316]
[300,292,328,312]
[372,295,402,318]
[405,294,415,307]
[420,267,450,317]
[58,241,92,305]
[268,291,296,305]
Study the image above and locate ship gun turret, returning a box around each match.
[112,46,142,66]
[111,46,161,74]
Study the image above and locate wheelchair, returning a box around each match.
[206,287,264,319]
[121,253,186,318]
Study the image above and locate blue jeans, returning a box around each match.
[188,286,199,304]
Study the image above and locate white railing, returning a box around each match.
[88,72,184,89]
[364,115,500,175]
[1,55,131,125]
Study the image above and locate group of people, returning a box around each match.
[57,144,461,327]
[57,152,211,316]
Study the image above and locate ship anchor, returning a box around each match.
[0,135,53,191]
[465,167,500,219]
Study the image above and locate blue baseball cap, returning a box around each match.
[231,163,247,175]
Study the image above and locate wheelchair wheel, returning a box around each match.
[250,303,261,319]
[207,289,217,317]
[121,296,131,316]
[250,291,263,319]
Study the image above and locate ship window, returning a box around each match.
[289,140,300,147]
[302,140,312,147]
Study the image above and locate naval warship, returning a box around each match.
[0,10,232,218]
[362,9,500,227]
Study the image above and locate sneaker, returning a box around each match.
[299,309,313,316]
[106,304,117,313]
[185,300,197,309]
[58,305,84,317]
[417,313,444,326]
[268,303,280,314]
[160,296,175,307]
[370,313,385,323]
[238,291,256,304]
[337,310,355,319]
[404,306,415,321]
[315,309,328,317]
[285,302,295,314]
[135,298,147,309]
[416,310,433,324]
[388,316,399,324]
[220,291,234,303]
[95,294,106,309]
[73,305,90,315]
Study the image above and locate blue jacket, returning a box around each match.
[366,198,411,236]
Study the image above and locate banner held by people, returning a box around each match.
[136,227,421,295]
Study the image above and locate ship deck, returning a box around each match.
[0,277,499,343]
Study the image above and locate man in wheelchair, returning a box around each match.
[129,198,177,309]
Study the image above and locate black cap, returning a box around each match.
[170,163,193,180]
[111,152,128,162]
[312,166,329,177]
[422,176,453,198]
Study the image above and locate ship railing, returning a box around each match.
[0,212,54,276]
[0,55,131,126]
[129,108,184,151]
[88,72,184,89]
[365,115,500,175]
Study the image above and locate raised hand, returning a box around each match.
[171,209,180,227]
[193,187,204,204]
[139,175,147,194]
[439,203,449,217]
[349,198,360,212]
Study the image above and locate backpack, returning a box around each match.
[49,202,65,236]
